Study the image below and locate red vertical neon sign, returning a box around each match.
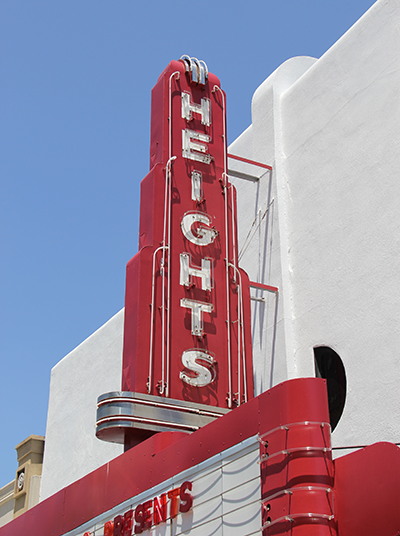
[96,57,254,447]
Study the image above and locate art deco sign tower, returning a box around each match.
[96,57,254,449]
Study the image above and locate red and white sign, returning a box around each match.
[121,58,253,416]
[83,482,193,536]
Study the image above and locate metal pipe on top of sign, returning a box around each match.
[95,56,254,449]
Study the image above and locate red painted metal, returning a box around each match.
[227,153,273,171]
[260,423,335,535]
[258,380,336,535]
[334,442,400,536]
[122,60,254,420]
[0,378,335,536]
[250,281,279,293]
[3,377,399,536]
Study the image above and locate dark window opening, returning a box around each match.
[314,346,347,432]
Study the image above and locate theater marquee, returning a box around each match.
[96,56,254,447]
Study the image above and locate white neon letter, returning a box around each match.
[180,254,212,291]
[182,129,211,164]
[180,350,215,387]
[181,92,211,126]
[180,298,213,337]
[191,170,202,202]
[180,212,218,246]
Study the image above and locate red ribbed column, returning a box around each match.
[258,379,337,536]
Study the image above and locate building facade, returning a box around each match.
[1,0,399,534]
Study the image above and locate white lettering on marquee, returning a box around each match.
[180,298,213,337]
[180,350,215,387]
[191,170,202,202]
[182,129,211,164]
[180,254,212,291]
[181,92,211,126]
[179,90,217,387]
[180,212,217,246]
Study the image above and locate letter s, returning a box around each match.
[103,521,114,536]
[179,481,193,513]
[134,504,144,534]
[180,350,215,387]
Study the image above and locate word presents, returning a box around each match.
[94,481,193,536]
[135,481,192,534]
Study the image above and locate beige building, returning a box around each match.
[0,436,44,527]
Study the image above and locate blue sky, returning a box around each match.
[0,0,377,486]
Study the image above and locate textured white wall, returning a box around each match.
[40,310,124,500]
[281,0,400,450]
[229,56,317,394]
[232,0,400,451]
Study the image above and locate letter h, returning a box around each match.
[181,92,211,126]
[180,254,212,291]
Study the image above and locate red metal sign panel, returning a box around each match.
[121,58,253,413]
[84,481,193,536]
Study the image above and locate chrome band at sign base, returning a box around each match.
[95,391,229,444]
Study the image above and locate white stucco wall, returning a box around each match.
[282,0,400,450]
[231,0,400,451]
[229,56,318,394]
[40,310,124,501]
